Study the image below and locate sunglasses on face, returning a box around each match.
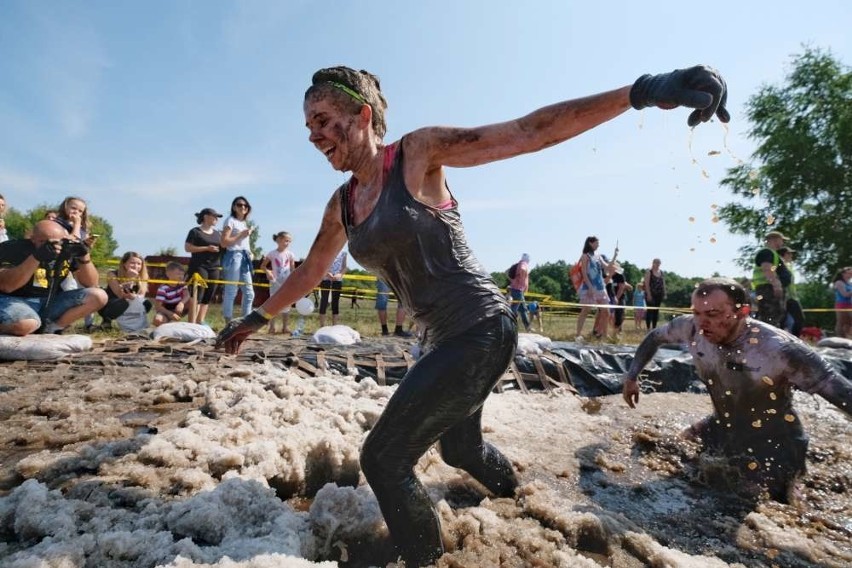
[235,203,249,208]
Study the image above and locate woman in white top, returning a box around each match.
[220,196,255,321]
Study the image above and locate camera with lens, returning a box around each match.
[59,238,90,262]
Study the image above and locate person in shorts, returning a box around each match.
[0,220,106,335]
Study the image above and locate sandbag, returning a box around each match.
[312,325,361,346]
[151,322,215,342]
[517,332,552,355]
[0,334,93,361]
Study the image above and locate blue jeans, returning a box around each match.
[221,250,255,320]
[509,287,530,330]
[0,289,91,328]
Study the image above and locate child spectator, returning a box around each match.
[55,196,90,241]
[153,262,189,326]
[260,231,296,333]
[527,301,543,333]
[98,251,152,331]
[633,281,647,330]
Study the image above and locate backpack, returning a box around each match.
[507,263,519,280]
[569,258,584,291]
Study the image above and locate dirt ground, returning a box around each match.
[1,335,851,567]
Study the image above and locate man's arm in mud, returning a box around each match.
[788,346,852,418]
[623,317,691,408]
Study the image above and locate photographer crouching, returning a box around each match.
[0,220,106,336]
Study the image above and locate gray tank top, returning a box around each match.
[340,140,511,347]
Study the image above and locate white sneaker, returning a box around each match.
[575,334,585,342]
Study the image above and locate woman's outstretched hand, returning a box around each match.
[215,311,268,354]
[629,65,729,127]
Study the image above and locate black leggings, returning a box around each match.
[99,297,152,322]
[645,297,663,329]
[318,279,342,315]
[186,267,221,305]
[360,313,518,566]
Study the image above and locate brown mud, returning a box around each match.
[0,335,850,567]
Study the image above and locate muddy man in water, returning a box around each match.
[217,64,729,566]
[623,277,852,502]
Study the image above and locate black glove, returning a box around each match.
[630,65,730,127]
[33,240,60,263]
[215,310,270,354]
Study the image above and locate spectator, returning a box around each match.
[623,278,852,503]
[643,258,666,329]
[318,248,347,327]
[778,246,804,337]
[260,231,296,334]
[633,281,647,330]
[507,253,531,332]
[527,300,543,333]
[0,194,8,243]
[98,251,152,331]
[833,267,852,339]
[375,279,410,337]
[220,196,255,322]
[184,208,223,325]
[55,196,90,242]
[53,197,97,329]
[0,220,105,335]
[153,262,189,326]
[611,263,632,336]
[575,236,617,341]
[751,230,791,328]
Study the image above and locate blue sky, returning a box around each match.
[1,1,849,280]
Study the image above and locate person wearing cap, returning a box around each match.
[778,246,804,337]
[751,230,792,328]
[184,208,223,324]
[508,253,531,332]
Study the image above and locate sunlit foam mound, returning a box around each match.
[312,325,361,346]
[152,322,216,342]
[0,334,92,360]
[517,332,552,355]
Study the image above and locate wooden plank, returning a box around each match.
[375,354,386,386]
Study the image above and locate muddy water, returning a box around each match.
[0,337,850,567]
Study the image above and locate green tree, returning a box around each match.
[718,46,851,281]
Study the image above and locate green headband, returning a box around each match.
[327,81,369,105]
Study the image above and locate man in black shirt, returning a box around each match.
[0,220,106,335]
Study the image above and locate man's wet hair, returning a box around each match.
[693,277,750,310]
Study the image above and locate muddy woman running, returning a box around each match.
[216,64,729,566]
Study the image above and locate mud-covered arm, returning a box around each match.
[622,319,691,408]
[624,319,690,382]
[785,345,852,418]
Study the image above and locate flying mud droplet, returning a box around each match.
[711,216,720,223]
[784,414,796,423]
[748,461,759,470]
[708,150,721,156]
[769,392,777,401]
[766,214,776,225]
[688,216,695,223]
[761,376,774,386]
[752,420,762,428]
